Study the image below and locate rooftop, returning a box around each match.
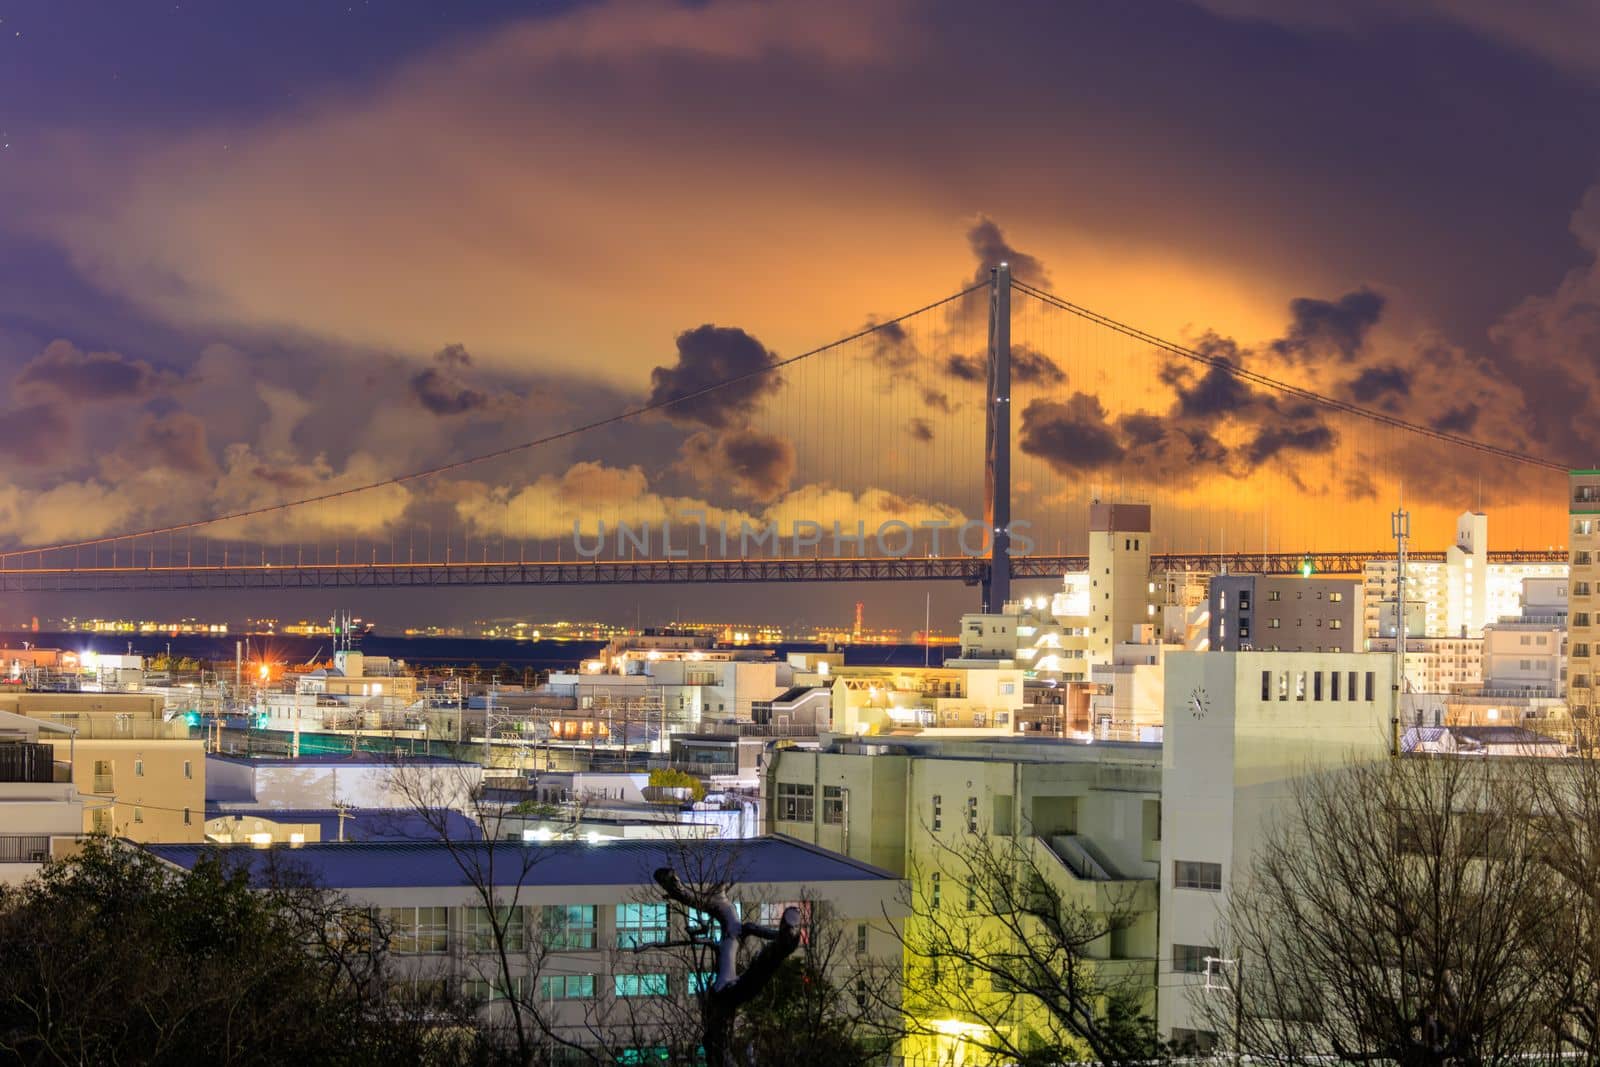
[143,835,895,889]
[205,805,482,842]
[208,752,476,768]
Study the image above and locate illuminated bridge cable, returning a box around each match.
[1011,279,1569,474]
[14,282,990,557]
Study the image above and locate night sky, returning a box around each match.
[1,0,1598,631]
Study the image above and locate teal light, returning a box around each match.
[1299,554,1315,578]
[184,710,201,727]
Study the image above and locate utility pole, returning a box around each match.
[1392,508,1410,756]
[983,262,1012,613]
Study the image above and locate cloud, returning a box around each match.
[131,411,217,476]
[410,343,521,416]
[1268,289,1385,363]
[1345,364,1412,406]
[967,216,1052,289]
[908,417,934,442]
[678,427,797,502]
[943,344,1065,387]
[1018,394,1126,472]
[0,480,142,545]
[16,339,182,401]
[648,324,782,428]
[0,403,73,466]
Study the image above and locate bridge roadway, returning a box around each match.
[0,549,1567,591]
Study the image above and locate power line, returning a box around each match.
[1011,279,1568,474]
[15,283,988,556]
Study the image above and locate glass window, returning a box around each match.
[1173,944,1219,973]
[467,906,527,953]
[776,782,814,822]
[464,975,528,1002]
[1174,860,1222,891]
[183,760,193,779]
[539,974,595,1000]
[614,973,669,998]
[134,758,144,777]
[1260,671,1271,700]
[384,906,450,954]
[542,905,597,950]
[615,903,668,949]
[931,794,942,831]
[822,786,845,825]
[688,971,717,995]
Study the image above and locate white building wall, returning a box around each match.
[1158,651,1394,1043]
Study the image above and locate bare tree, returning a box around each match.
[1201,754,1571,1067]
[389,753,582,1065]
[895,827,1159,1065]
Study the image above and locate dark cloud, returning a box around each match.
[908,417,934,442]
[135,412,217,475]
[863,319,917,372]
[17,340,182,402]
[410,343,521,416]
[921,387,954,413]
[678,427,796,502]
[1243,420,1336,465]
[1018,394,1125,471]
[1269,289,1385,363]
[0,403,72,466]
[1431,404,1480,434]
[1161,342,1256,418]
[967,216,1052,289]
[944,353,985,382]
[1346,364,1412,406]
[648,325,781,429]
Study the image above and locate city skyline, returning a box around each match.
[1,1,1597,628]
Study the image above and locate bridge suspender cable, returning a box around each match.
[16,283,990,556]
[1011,279,1568,473]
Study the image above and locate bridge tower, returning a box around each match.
[983,262,1012,613]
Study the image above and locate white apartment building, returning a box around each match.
[1158,650,1396,1047]
[1364,511,1566,640]
[0,709,85,883]
[1366,636,1483,694]
[1570,471,1600,722]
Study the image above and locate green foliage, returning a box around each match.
[734,957,883,1067]
[649,768,708,802]
[0,840,486,1066]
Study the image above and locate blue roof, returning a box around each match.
[144,836,895,889]
[205,806,482,843]
[208,752,475,767]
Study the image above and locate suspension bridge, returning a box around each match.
[0,267,1570,601]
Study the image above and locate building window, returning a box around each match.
[614,973,669,998]
[183,760,193,780]
[1173,944,1219,973]
[133,806,143,824]
[931,794,942,832]
[776,782,814,822]
[1268,590,1281,602]
[1295,672,1307,701]
[1269,618,1281,629]
[615,903,668,949]
[134,758,144,777]
[93,759,113,794]
[1260,670,1271,700]
[966,796,978,834]
[182,808,191,826]
[1364,672,1375,701]
[1329,592,1343,603]
[689,971,717,996]
[539,974,595,1000]
[1239,592,1251,610]
[1313,672,1324,701]
[1330,619,1342,630]
[1331,671,1342,701]
[930,871,942,911]
[1348,671,1359,702]
[1174,860,1223,891]
[822,786,845,825]
[856,922,869,954]
[1578,614,1593,628]
[466,906,527,952]
[542,905,597,950]
[384,906,450,954]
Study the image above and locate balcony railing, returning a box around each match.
[0,836,50,863]
[0,743,55,783]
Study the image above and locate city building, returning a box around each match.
[0,691,204,842]
[828,664,1025,736]
[0,709,85,882]
[1365,510,1566,641]
[766,734,1161,1062]
[1570,471,1600,725]
[1157,650,1396,1046]
[145,836,903,1052]
[1366,636,1483,694]
[205,751,481,812]
[1089,502,1157,659]
[1209,574,1362,653]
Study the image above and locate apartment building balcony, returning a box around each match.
[0,742,63,784]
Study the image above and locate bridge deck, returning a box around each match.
[0,550,1565,591]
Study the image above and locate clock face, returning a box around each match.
[1190,687,1211,720]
